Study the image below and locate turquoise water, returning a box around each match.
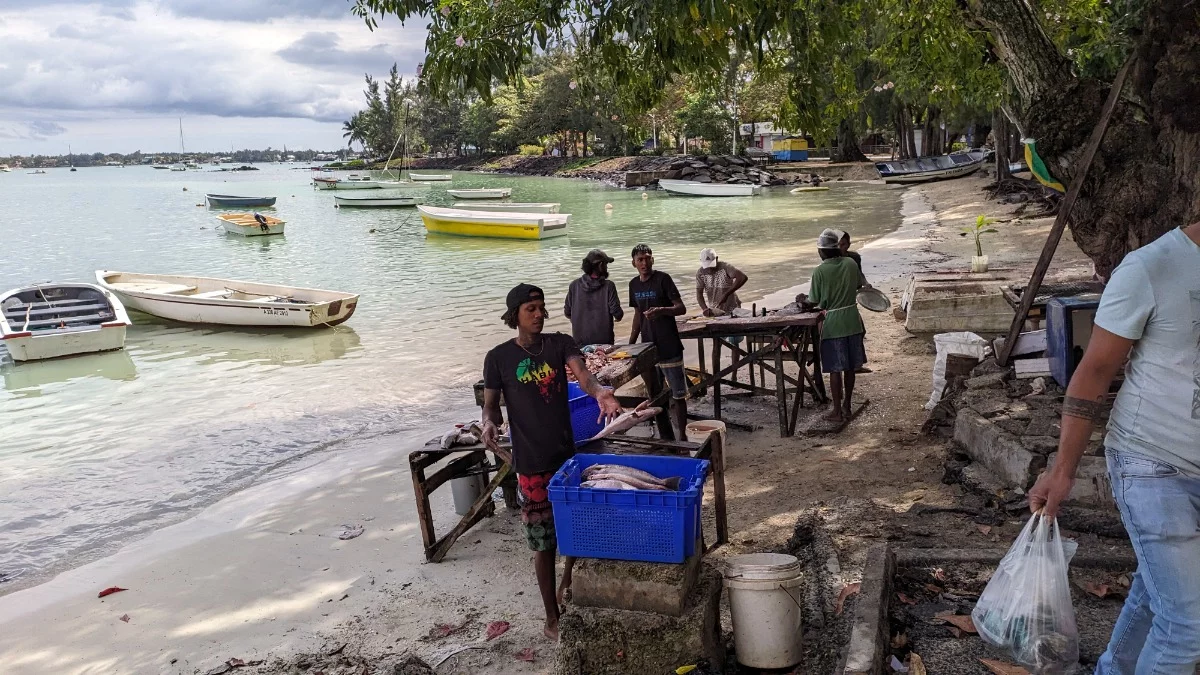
[0,164,901,585]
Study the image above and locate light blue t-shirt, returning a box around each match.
[1094,227,1200,474]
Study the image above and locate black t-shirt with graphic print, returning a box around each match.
[483,332,582,475]
[629,271,685,362]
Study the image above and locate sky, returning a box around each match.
[0,0,430,155]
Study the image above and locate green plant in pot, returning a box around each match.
[962,215,998,272]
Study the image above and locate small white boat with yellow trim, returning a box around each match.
[216,212,285,236]
[409,172,452,181]
[452,202,560,213]
[96,271,359,327]
[417,205,569,240]
[1,283,131,361]
[447,187,512,199]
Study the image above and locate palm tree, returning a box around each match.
[342,113,367,154]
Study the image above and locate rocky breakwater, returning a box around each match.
[660,154,788,186]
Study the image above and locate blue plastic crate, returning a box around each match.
[567,382,605,445]
[548,453,710,563]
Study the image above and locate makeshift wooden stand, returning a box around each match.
[678,313,829,437]
[409,432,729,563]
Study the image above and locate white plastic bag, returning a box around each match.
[924,331,990,409]
[972,513,1080,674]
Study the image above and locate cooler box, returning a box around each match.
[548,453,710,563]
[1046,296,1100,388]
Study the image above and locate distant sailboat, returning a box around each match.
[69,144,77,171]
[171,119,187,171]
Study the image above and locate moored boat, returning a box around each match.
[452,202,560,213]
[205,194,277,208]
[446,188,512,199]
[659,179,762,197]
[216,213,286,237]
[874,150,987,184]
[409,172,452,181]
[417,205,569,240]
[96,271,359,328]
[334,195,418,208]
[1,283,131,361]
[313,174,385,190]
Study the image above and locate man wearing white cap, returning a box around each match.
[809,228,867,424]
[695,248,748,318]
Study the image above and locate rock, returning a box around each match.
[1021,435,1059,454]
[664,169,682,179]
[668,160,688,170]
[971,358,1006,377]
[572,553,703,616]
[954,410,1046,488]
[689,161,708,169]
[728,155,749,166]
[679,166,697,177]
[966,372,1008,390]
[394,655,436,675]
[770,177,788,186]
[709,155,729,166]
[695,174,713,183]
[1024,414,1061,437]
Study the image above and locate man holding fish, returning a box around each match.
[480,283,621,641]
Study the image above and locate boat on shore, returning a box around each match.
[447,188,512,199]
[1,283,131,361]
[659,179,762,197]
[409,172,452,181]
[417,205,569,240]
[334,195,418,208]
[452,202,560,213]
[874,150,987,184]
[206,194,277,208]
[216,213,286,236]
[96,271,359,327]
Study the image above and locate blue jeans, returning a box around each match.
[1095,451,1200,675]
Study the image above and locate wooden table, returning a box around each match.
[409,432,728,562]
[677,313,829,437]
[473,341,671,438]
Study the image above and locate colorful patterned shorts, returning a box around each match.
[517,472,557,552]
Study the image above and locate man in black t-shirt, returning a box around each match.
[481,283,620,641]
[628,244,688,440]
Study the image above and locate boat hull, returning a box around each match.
[4,325,127,362]
[659,180,761,196]
[216,214,286,237]
[97,271,358,328]
[334,196,417,208]
[1,283,131,361]
[447,188,512,199]
[409,173,452,181]
[875,151,987,184]
[454,202,560,213]
[206,194,277,208]
[418,205,569,240]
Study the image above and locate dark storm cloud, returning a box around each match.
[277,31,422,74]
[0,120,68,140]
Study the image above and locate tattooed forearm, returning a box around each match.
[1062,396,1105,422]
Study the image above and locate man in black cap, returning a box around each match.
[629,244,689,439]
[481,283,621,641]
[564,249,624,347]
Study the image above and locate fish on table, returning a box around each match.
[587,402,662,441]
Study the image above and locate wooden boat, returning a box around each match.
[96,271,359,328]
[334,195,417,208]
[417,205,569,240]
[452,202,560,213]
[447,188,512,199]
[874,150,987,184]
[409,172,452,181]
[216,213,286,237]
[659,179,762,197]
[206,194,277,208]
[1,283,131,361]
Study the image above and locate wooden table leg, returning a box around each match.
[410,461,437,555]
[644,360,674,440]
[430,464,511,563]
[709,432,728,550]
[711,338,722,422]
[810,325,828,402]
[748,336,756,392]
[774,341,789,436]
[697,338,707,398]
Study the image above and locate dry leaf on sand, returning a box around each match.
[934,612,977,634]
[835,582,861,615]
[909,653,927,675]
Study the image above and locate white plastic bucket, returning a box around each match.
[724,553,804,669]
[685,419,727,451]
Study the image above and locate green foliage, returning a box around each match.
[517,144,544,156]
[960,214,999,256]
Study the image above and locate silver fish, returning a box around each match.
[586,472,672,490]
[581,479,638,490]
[582,464,682,490]
[588,406,663,440]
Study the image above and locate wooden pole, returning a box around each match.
[997,58,1131,367]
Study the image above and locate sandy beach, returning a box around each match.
[0,174,1096,674]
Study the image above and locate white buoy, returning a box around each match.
[641,192,649,200]
[604,203,613,210]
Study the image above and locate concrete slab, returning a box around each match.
[555,561,724,675]
[571,550,702,617]
[842,543,894,675]
[1047,453,1113,506]
[954,411,1046,489]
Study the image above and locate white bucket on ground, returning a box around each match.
[450,470,487,516]
[724,553,804,669]
[685,420,727,453]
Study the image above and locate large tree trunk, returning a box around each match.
[832,118,869,162]
[967,0,1200,276]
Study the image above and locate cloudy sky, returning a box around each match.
[0,0,429,155]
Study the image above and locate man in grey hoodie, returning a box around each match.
[564,249,624,347]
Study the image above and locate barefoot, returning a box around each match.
[842,403,853,419]
[821,408,845,424]
[544,617,560,641]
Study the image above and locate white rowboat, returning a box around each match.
[314,174,382,190]
[334,195,418,208]
[1,283,131,361]
[452,202,560,213]
[658,180,762,197]
[408,173,452,181]
[216,213,285,237]
[417,205,569,240]
[96,271,359,328]
[446,188,512,199]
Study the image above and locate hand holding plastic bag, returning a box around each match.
[971,512,1080,674]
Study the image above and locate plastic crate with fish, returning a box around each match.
[548,453,710,563]
[567,381,606,445]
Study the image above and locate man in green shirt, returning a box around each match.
[808,228,867,423]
